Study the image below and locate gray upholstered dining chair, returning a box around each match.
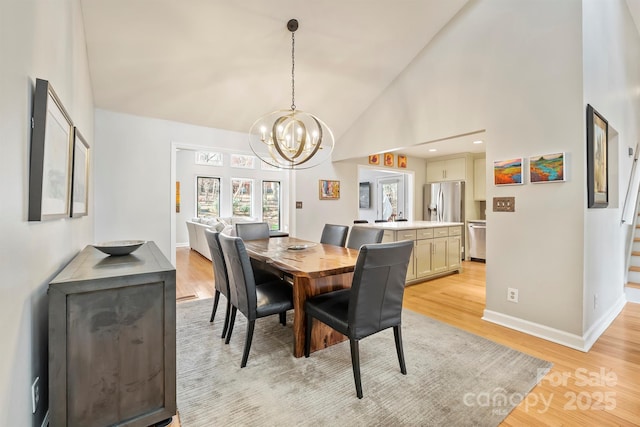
[219,233,294,368]
[320,224,349,247]
[235,221,282,282]
[304,240,414,398]
[204,229,233,339]
[346,226,384,250]
[235,222,270,240]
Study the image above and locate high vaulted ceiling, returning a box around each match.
[80,0,469,143]
[80,0,640,158]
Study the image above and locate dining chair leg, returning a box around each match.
[221,300,231,339]
[210,290,220,322]
[393,325,407,375]
[279,311,286,326]
[350,338,363,399]
[241,319,256,368]
[304,313,313,358]
[225,307,237,345]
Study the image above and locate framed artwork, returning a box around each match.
[70,128,90,217]
[319,180,340,200]
[176,181,181,213]
[587,104,608,208]
[494,158,523,185]
[29,78,74,221]
[368,154,380,165]
[384,152,394,167]
[529,153,565,184]
[359,182,370,208]
[398,155,407,169]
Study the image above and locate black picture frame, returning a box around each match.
[359,182,370,209]
[586,104,608,208]
[70,127,90,217]
[29,78,74,221]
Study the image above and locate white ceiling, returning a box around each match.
[79,0,470,156]
[79,0,640,160]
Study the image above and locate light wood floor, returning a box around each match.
[172,247,640,426]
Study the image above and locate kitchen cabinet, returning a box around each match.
[474,157,486,201]
[380,223,462,284]
[48,241,176,427]
[426,157,466,183]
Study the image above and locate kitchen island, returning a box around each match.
[361,221,463,284]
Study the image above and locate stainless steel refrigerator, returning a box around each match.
[424,181,465,223]
[424,181,466,259]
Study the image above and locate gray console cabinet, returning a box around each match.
[48,241,176,427]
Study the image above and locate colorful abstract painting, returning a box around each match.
[529,153,565,183]
[319,180,340,200]
[398,155,407,168]
[384,152,394,167]
[368,154,380,165]
[494,158,523,185]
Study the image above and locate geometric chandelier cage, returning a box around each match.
[249,19,334,169]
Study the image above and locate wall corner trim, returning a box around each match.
[482,299,625,353]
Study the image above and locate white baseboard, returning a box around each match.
[176,242,189,248]
[483,295,626,352]
[625,286,640,303]
[41,410,49,427]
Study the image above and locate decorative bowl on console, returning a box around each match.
[93,240,146,256]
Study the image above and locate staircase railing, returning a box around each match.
[623,143,640,279]
[621,142,640,225]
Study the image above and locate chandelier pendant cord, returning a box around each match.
[291,31,296,111]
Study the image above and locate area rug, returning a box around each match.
[176,298,551,426]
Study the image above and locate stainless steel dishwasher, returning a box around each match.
[467,220,486,262]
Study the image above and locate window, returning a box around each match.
[231,178,253,217]
[196,176,221,218]
[262,181,281,230]
[230,154,256,169]
[195,151,223,166]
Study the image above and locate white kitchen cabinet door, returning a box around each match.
[474,158,486,201]
[426,158,466,182]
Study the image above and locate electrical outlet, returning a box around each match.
[31,377,39,414]
[507,287,519,303]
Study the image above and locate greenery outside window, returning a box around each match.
[232,178,253,217]
[196,176,220,218]
[262,181,281,230]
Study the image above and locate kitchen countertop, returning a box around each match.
[360,220,463,230]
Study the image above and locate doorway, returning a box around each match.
[357,165,413,222]
[377,175,407,221]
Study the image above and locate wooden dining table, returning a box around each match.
[243,236,360,357]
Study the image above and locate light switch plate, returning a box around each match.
[493,196,515,212]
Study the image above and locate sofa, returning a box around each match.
[185,217,257,260]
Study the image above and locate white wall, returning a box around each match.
[94,110,279,262]
[334,0,596,340]
[582,0,640,332]
[0,0,94,425]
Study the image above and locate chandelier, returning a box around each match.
[249,19,334,169]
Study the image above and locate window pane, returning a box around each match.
[195,151,223,166]
[230,154,256,169]
[262,181,281,231]
[231,179,253,217]
[196,176,220,218]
